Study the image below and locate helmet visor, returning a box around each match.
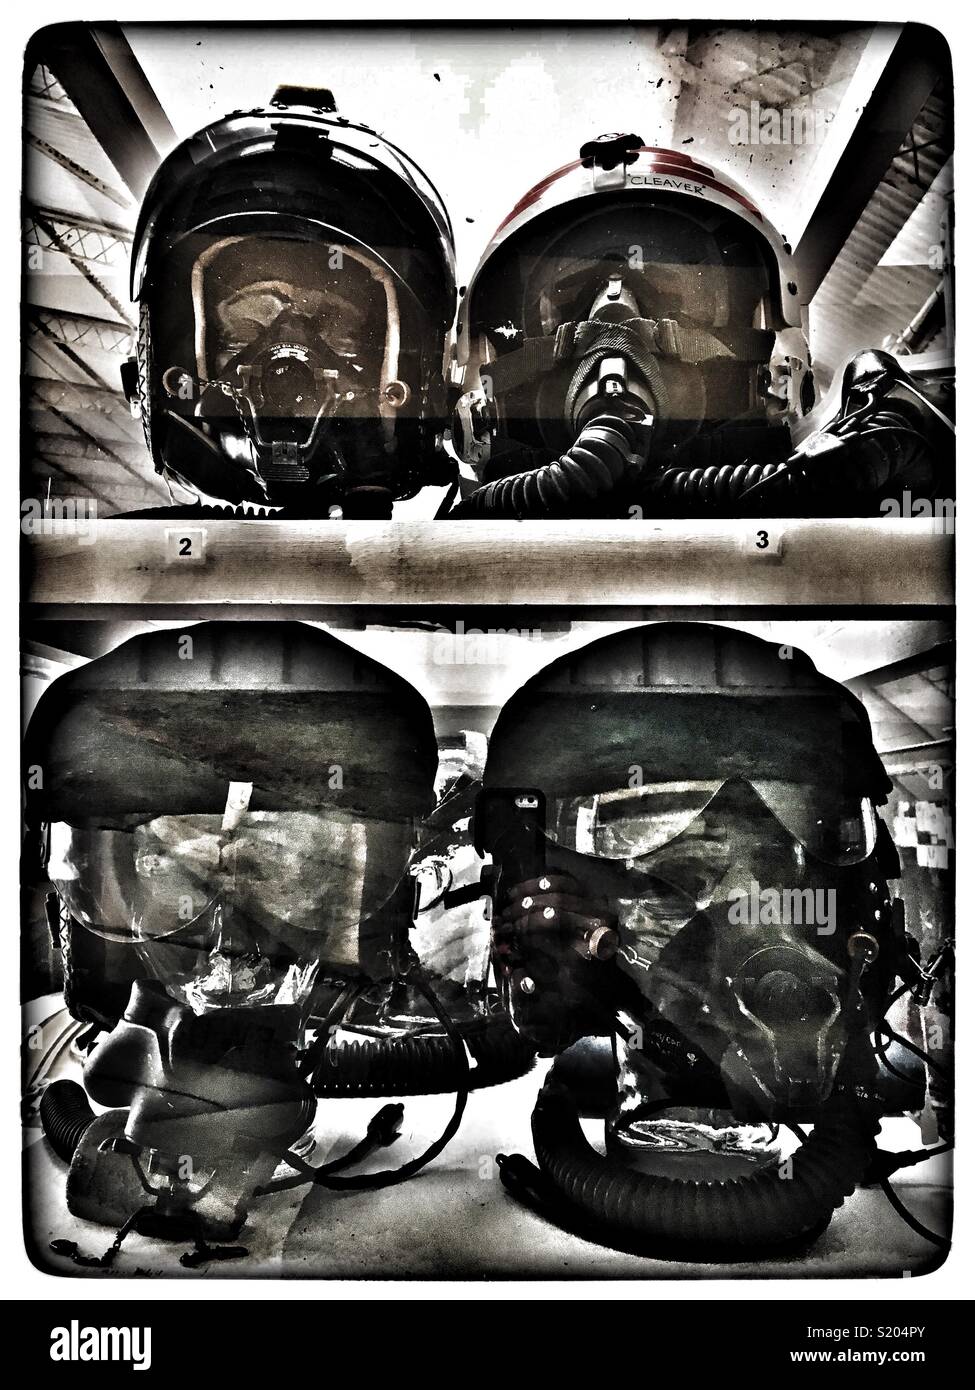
[548,778,878,867]
[203,238,387,364]
[190,234,394,392]
[516,203,775,339]
[47,809,415,953]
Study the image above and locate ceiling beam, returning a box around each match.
[26,22,176,201]
[793,23,951,304]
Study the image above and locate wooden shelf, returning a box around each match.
[23,517,953,609]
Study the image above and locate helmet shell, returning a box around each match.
[456,142,802,375]
[484,622,889,805]
[127,98,458,508]
[132,102,454,314]
[25,621,439,826]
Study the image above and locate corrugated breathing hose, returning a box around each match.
[313,1011,536,1097]
[529,1079,880,1249]
[645,406,941,516]
[459,414,646,517]
[40,1080,97,1163]
[648,460,789,513]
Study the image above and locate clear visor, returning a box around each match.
[47,808,415,948]
[548,778,878,867]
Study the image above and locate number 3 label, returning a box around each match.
[742,525,783,559]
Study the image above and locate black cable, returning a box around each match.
[869,1142,953,1180]
[873,1023,920,1085]
[276,967,471,1192]
[879,1176,950,1251]
[874,981,954,1254]
[874,1037,918,1086]
[298,980,361,1080]
[885,981,913,1008]
[434,480,460,518]
[878,1023,950,1081]
[862,978,951,1250]
[793,973,951,1253]
[793,1118,951,1181]
[837,424,933,447]
[254,1102,405,1196]
[872,979,930,1080]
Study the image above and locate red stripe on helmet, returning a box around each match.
[494,158,583,236]
[635,146,716,178]
[637,148,765,222]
